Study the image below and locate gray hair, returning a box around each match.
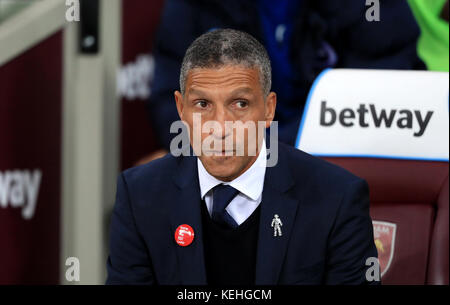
[179,29,272,96]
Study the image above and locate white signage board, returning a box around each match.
[295,69,449,161]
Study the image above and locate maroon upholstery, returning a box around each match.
[323,157,449,285]
[427,175,449,284]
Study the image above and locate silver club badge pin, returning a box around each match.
[271,214,283,237]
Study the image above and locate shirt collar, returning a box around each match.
[197,139,267,201]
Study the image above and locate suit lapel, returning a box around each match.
[255,146,300,285]
[170,155,207,285]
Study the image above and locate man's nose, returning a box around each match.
[211,106,232,138]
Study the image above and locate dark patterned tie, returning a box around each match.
[212,184,239,228]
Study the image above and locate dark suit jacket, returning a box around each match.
[106,142,379,285]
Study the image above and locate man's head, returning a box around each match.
[174,29,276,181]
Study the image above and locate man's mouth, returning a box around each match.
[205,150,235,155]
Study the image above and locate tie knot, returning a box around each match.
[211,184,240,228]
[213,184,239,209]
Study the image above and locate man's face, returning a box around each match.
[174,65,276,181]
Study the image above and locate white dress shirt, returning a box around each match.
[197,140,267,226]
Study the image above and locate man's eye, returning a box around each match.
[195,101,208,108]
[235,100,248,108]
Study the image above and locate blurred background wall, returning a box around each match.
[0,0,164,284]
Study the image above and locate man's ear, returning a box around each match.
[174,90,184,120]
[265,92,277,128]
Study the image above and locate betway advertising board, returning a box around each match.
[296,69,449,161]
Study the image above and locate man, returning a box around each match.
[106,29,379,285]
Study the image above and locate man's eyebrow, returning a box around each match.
[229,87,254,96]
[187,87,254,97]
[187,88,209,97]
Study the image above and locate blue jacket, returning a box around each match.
[148,0,424,147]
[106,142,379,284]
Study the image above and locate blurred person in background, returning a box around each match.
[408,0,449,71]
[141,0,424,163]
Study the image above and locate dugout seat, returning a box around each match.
[296,69,449,284]
[323,157,448,284]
